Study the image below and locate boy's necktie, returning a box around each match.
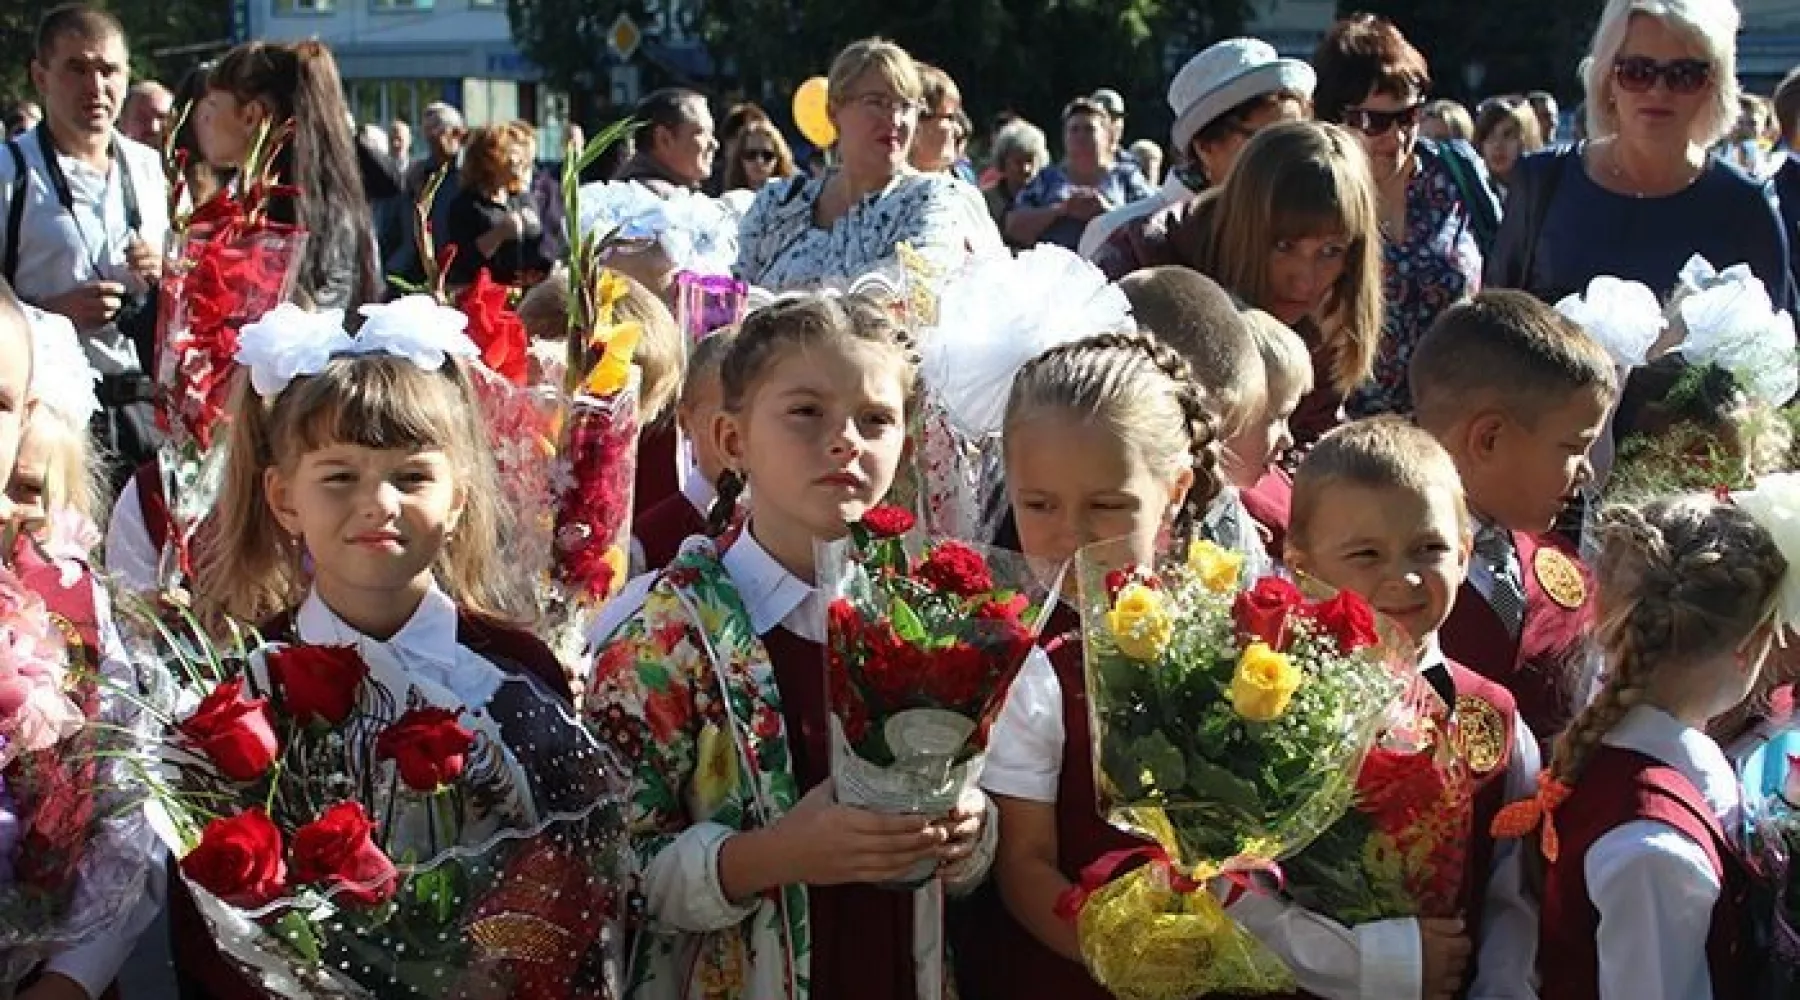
[1474,524,1527,639]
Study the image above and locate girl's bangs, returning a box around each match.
[286,358,461,457]
[1269,160,1359,242]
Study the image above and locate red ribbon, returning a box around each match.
[1051,846,1198,922]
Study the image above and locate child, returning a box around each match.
[1236,309,1313,560]
[1232,418,1537,1000]
[1116,266,1270,577]
[1495,494,1788,999]
[631,325,736,574]
[973,332,1221,1000]
[1411,290,1619,742]
[580,293,989,1000]
[13,306,103,533]
[177,298,571,998]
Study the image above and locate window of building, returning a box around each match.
[461,78,520,127]
[370,0,435,10]
[273,0,335,13]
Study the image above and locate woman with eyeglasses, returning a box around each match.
[719,118,796,216]
[733,38,1000,292]
[1487,0,1791,313]
[1314,14,1501,420]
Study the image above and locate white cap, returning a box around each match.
[1168,38,1315,155]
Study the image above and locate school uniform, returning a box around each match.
[630,466,713,576]
[1241,466,1293,564]
[634,421,681,519]
[968,604,1148,1000]
[1539,706,1751,1000]
[1225,640,1540,1000]
[1442,525,1596,742]
[171,584,571,999]
[583,531,993,999]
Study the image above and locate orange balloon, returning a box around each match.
[793,76,837,148]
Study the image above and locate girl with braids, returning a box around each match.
[579,293,992,1000]
[1494,493,1790,1000]
[971,331,1221,999]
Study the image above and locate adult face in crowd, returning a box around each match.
[826,44,924,185]
[1064,101,1115,179]
[121,80,172,147]
[1584,1,1736,177]
[1169,37,1314,190]
[389,118,411,165]
[1474,100,1544,190]
[646,91,717,188]
[910,64,965,174]
[424,105,465,163]
[32,17,129,152]
[1092,87,1127,147]
[727,120,794,192]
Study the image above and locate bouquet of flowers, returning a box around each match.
[1735,724,1800,996]
[153,118,308,589]
[1066,537,1410,999]
[818,506,1052,884]
[0,542,162,992]
[134,606,628,998]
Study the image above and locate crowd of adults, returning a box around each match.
[2,0,1797,515]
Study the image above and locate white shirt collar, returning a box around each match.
[721,525,827,642]
[295,584,504,707]
[1603,704,1741,821]
[678,438,716,517]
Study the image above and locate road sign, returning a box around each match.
[608,13,642,62]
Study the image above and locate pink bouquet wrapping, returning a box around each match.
[672,270,748,343]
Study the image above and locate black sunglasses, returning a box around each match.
[741,149,777,164]
[1612,56,1712,95]
[1340,102,1424,137]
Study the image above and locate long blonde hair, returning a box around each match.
[1178,121,1383,397]
[197,356,520,627]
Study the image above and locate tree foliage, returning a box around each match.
[0,0,229,109]
[1343,0,1607,104]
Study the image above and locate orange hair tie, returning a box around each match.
[1489,772,1572,863]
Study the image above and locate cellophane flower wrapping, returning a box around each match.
[1732,729,1800,996]
[0,538,163,990]
[126,600,630,999]
[817,507,1054,884]
[671,271,747,343]
[153,220,308,588]
[1072,536,1411,998]
[548,366,640,667]
[467,363,566,630]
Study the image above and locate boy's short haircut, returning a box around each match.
[1118,266,1264,436]
[682,326,737,407]
[1409,289,1618,433]
[1242,309,1314,409]
[1291,416,1467,548]
[515,269,685,425]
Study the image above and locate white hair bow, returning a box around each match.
[234,296,479,399]
[21,305,101,429]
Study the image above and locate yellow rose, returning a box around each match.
[690,722,737,818]
[1187,539,1245,594]
[1230,642,1303,722]
[1106,582,1174,661]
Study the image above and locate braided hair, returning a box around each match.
[1005,331,1221,549]
[1549,495,1788,792]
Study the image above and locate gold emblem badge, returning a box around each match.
[1451,696,1506,775]
[1533,547,1586,610]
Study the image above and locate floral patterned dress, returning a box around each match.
[1347,142,1487,419]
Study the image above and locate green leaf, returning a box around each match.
[890,597,928,645]
[1131,732,1187,792]
[1183,752,1262,818]
[273,910,322,964]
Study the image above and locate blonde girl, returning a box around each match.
[971,332,1220,1000]
[1496,493,1789,999]
[581,293,990,1000]
[1236,310,1316,557]
[14,306,104,533]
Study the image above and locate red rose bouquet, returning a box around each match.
[131,606,629,998]
[818,506,1052,883]
[1063,538,1411,998]
[152,119,308,590]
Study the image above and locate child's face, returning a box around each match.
[1221,392,1299,492]
[718,340,908,558]
[6,416,53,528]
[265,443,464,606]
[0,314,33,499]
[680,374,726,486]
[1287,480,1469,645]
[1007,410,1192,573]
[1462,387,1610,533]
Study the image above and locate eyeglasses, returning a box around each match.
[741,149,777,164]
[1340,102,1424,137]
[921,112,967,135]
[1612,56,1712,95]
[846,92,923,119]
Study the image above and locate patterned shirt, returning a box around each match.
[1348,142,1487,418]
[1011,160,1155,250]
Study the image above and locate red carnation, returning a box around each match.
[1356,747,1449,836]
[291,802,398,907]
[1307,591,1382,654]
[1232,577,1306,651]
[459,268,530,386]
[974,593,1030,623]
[860,506,916,538]
[915,541,995,597]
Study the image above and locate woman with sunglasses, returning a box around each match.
[719,119,796,217]
[1314,14,1501,420]
[734,38,1000,292]
[1487,0,1791,315]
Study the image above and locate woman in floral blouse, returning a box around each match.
[1315,15,1500,419]
[733,38,1000,292]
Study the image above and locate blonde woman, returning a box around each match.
[1487,0,1793,311]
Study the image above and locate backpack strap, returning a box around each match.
[3,138,27,287]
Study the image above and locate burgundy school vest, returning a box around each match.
[134,461,169,552]
[633,490,707,574]
[170,607,572,1000]
[633,422,680,519]
[1539,745,1750,1000]
[1442,530,1594,743]
[959,605,1148,1000]
[1241,466,1292,564]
